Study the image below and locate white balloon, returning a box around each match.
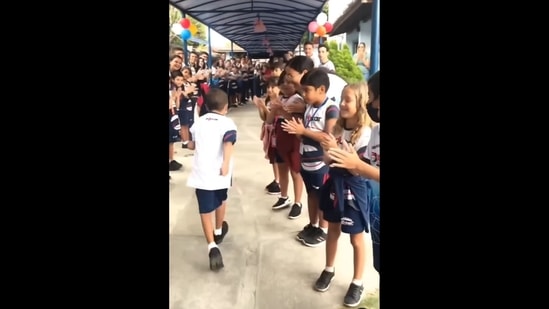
[171,23,183,35]
[316,12,328,26]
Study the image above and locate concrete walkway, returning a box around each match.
[169,104,379,309]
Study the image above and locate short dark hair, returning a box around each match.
[318,44,329,52]
[286,56,314,74]
[170,54,183,62]
[170,46,184,57]
[267,76,280,87]
[300,68,330,91]
[171,70,183,79]
[205,88,229,112]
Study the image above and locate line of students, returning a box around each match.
[253,56,381,307]
[184,54,381,307]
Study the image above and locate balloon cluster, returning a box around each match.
[308,12,333,37]
[171,18,198,41]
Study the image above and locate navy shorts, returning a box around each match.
[300,166,329,196]
[367,180,380,273]
[169,112,181,144]
[178,99,196,126]
[195,189,228,214]
[322,196,368,235]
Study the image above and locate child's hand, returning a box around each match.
[281,117,305,135]
[321,133,338,151]
[186,84,196,94]
[269,100,283,110]
[328,140,361,170]
[220,163,229,176]
[253,96,265,107]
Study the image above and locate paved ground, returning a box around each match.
[169,103,379,309]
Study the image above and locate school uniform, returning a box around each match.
[178,81,199,127]
[187,112,238,214]
[320,127,372,235]
[363,123,380,273]
[299,98,339,195]
[275,93,303,173]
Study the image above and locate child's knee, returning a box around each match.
[349,232,365,247]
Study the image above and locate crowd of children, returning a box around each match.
[170,44,381,307]
[251,54,381,307]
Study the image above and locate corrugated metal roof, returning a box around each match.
[169,0,328,58]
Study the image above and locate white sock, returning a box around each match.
[324,266,335,273]
[183,140,189,145]
[214,228,222,236]
[312,223,319,228]
[207,242,217,252]
[321,227,328,234]
[352,279,363,286]
[280,196,288,200]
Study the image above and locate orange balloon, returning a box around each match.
[189,24,198,35]
[316,25,326,37]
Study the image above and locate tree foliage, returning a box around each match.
[328,41,364,83]
[169,5,208,49]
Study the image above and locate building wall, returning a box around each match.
[347,19,379,71]
[345,19,372,56]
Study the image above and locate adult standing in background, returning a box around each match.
[353,42,370,81]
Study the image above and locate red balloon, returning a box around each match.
[180,18,191,29]
[324,22,333,33]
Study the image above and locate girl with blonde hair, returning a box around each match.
[314,81,374,307]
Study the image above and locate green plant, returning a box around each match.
[328,41,364,83]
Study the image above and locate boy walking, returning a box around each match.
[186,88,238,271]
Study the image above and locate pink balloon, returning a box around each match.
[308,21,318,33]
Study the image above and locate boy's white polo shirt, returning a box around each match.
[187,112,238,190]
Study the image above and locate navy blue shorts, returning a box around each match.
[322,195,368,235]
[300,166,329,196]
[178,99,196,126]
[367,180,380,273]
[195,189,228,214]
[169,112,181,144]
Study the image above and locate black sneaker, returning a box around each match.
[302,227,327,247]
[169,160,183,171]
[209,247,224,271]
[296,224,315,241]
[288,203,302,219]
[182,143,189,149]
[214,221,229,244]
[314,270,335,292]
[272,197,292,210]
[265,180,275,190]
[267,182,281,195]
[343,283,364,307]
